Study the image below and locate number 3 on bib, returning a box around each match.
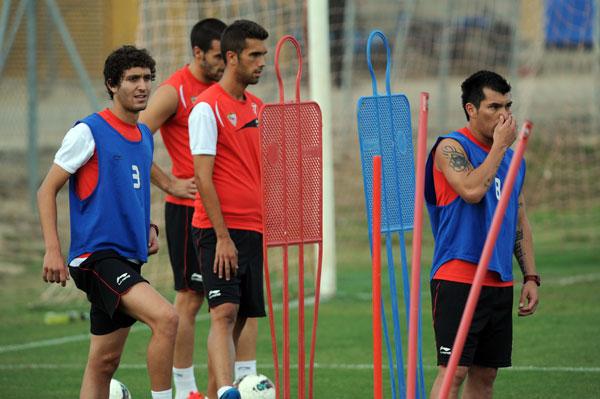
[132,165,141,189]
[494,177,501,200]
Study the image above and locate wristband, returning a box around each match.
[523,274,540,286]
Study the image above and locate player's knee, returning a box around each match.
[469,366,497,386]
[155,306,179,339]
[210,302,238,326]
[454,373,468,387]
[447,366,468,387]
[89,350,122,376]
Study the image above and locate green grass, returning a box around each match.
[0,209,599,398]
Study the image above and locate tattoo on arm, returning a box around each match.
[441,145,472,173]
[514,226,526,275]
[514,196,527,274]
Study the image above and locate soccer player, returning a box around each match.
[37,45,178,399]
[424,70,540,398]
[139,18,259,399]
[188,20,269,399]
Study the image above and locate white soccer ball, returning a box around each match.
[109,378,132,399]
[236,374,276,399]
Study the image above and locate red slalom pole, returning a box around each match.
[407,92,429,399]
[439,121,533,399]
[282,245,290,399]
[262,252,280,398]
[372,156,383,399]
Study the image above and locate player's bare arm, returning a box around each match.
[435,138,505,203]
[193,154,238,281]
[140,85,179,132]
[436,116,516,203]
[150,163,197,199]
[37,164,71,286]
[140,85,197,199]
[514,192,539,316]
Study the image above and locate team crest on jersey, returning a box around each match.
[227,113,237,126]
[251,102,258,115]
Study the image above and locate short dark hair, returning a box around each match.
[220,19,269,63]
[190,18,227,52]
[461,70,511,120]
[103,45,156,99]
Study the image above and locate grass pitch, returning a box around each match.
[0,208,599,398]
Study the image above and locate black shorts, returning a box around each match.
[430,279,513,368]
[69,250,148,335]
[193,228,266,318]
[165,202,204,292]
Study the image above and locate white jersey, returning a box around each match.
[188,101,219,156]
[54,123,95,173]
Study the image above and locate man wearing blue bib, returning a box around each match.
[38,46,178,399]
[425,70,539,398]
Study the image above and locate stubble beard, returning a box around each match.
[201,61,223,83]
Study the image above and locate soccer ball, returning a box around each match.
[235,374,276,399]
[109,378,132,399]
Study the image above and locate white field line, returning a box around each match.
[0,271,595,355]
[0,333,92,353]
[0,298,312,354]
[0,362,599,374]
[553,272,600,286]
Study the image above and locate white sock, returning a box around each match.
[173,366,198,399]
[234,360,257,380]
[151,388,173,399]
[217,385,235,398]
